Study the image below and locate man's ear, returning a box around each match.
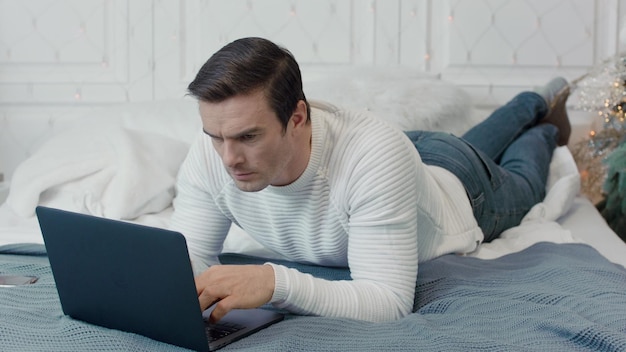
[290,100,308,129]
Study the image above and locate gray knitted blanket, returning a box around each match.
[1,242,625,351]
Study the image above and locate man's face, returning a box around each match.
[199,89,308,192]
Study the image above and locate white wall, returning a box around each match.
[1,0,625,181]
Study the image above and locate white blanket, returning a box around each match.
[6,120,190,220]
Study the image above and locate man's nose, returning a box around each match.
[221,141,244,167]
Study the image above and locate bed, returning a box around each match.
[1,68,625,351]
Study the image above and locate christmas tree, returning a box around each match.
[572,52,626,241]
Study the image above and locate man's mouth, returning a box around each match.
[231,171,254,181]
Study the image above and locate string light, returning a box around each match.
[570,52,626,203]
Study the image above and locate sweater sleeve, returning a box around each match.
[269,124,422,322]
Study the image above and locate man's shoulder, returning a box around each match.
[313,101,403,139]
[321,108,410,151]
[313,103,419,178]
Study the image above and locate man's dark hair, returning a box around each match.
[187,37,310,130]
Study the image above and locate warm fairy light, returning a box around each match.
[571,52,626,204]
[74,89,82,101]
[580,169,589,181]
[448,15,454,22]
[424,53,431,61]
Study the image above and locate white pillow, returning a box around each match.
[302,66,475,135]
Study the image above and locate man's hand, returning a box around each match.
[195,264,275,323]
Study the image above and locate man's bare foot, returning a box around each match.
[536,77,571,146]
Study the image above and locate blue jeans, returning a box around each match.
[405,92,558,242]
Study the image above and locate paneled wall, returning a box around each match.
[1,0,625,181]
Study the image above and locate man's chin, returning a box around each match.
[233,180,266,192]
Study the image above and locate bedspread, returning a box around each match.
[1,242,625,351]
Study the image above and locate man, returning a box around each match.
[171,37,570,323]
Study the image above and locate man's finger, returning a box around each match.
[195,265,223,295]
[209,297,236,324]
[197,287,222,311]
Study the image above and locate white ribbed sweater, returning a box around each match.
[171,101,483,322]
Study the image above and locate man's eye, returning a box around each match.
[240,134,257,142]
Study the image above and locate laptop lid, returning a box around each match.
[36,206,283,351]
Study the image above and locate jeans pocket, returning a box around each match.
[461,140,506,191]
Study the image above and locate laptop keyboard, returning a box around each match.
[206,321,246,342]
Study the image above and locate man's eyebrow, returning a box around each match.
[202,127,263,139]
[202,128,217,138]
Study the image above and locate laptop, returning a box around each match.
[36,206,284,351]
